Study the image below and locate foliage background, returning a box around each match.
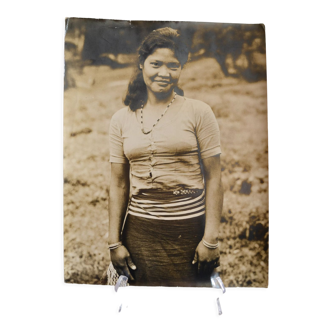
[64,18,268,286]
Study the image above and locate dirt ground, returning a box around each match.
[63,57,268,287]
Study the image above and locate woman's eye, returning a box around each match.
[151,62,160,67]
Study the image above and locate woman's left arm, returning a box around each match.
[202,154,223,243]
[192,155,223,275]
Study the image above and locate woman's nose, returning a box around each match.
[158,65,170,77]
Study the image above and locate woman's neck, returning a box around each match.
[146,89,175,107]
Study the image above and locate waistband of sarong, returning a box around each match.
[128,188,206,220]
[134,188,204,199]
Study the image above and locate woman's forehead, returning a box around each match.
[146,48,180,63]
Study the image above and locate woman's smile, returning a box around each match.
[155,80,171,86]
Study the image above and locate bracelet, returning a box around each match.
[202,239,219,249]
[108,241,122,250]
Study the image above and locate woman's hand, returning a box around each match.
[110,245,136,281]
[192,240,220,275]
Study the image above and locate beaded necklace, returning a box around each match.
[140,93,177,135]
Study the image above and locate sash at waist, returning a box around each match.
[128,189,206,220]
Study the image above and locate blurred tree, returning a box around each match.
[80,19,196,67]
[192,24,266,81]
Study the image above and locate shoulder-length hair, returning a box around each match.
[124,27,189,111]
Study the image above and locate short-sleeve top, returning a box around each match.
[109,97,221,196]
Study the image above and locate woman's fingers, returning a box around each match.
[199,258,220,275]
[122,265,135,281]
[114,266,124,276]
[113,260,135,281]
[114,265,134,281]
[196,256,216,274]
[208,257,219,267]
[208,258,220,270]
[113,261,124,274]
[126,256,137,270]
[192,250,198,265]
[198,261,208,275]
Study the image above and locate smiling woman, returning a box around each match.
[124,28,189,110]
[108,27,223,287]
[140,48,182,94]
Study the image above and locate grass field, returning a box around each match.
[63,56,268,287]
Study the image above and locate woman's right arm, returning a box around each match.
[108,162,136,280]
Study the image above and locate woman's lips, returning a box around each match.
[155,81,170,86]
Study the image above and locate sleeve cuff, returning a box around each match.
[109,156,129,164]
[200,146,222,159]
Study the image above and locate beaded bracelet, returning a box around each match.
[202,239,219,249]
[108,241,123,250]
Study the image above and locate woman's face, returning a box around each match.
[141,48,182,96]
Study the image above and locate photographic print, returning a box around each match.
[63,18,268,287]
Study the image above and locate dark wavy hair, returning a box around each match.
[124,27,189,111]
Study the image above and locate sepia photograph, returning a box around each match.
[63,18,268,287]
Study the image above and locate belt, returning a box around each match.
[172,189,203,195]
[136,188,204,197]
